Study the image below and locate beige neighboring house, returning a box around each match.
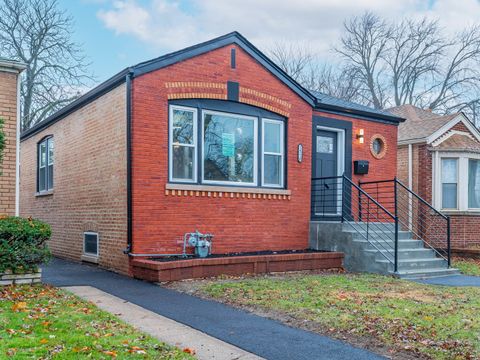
[0,58,26,216]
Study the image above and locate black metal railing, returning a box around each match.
[312,175,399,271]
[359,178,451,267]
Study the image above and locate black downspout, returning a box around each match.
[124,71,133,254]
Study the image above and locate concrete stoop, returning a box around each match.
[309,221,460,279]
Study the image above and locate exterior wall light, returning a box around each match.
[356,129,365,144]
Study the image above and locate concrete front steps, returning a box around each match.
[309,221,460,279]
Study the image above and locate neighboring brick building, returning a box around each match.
[20,32,403,275]
[391,104,480,248]
[0,59,25,216]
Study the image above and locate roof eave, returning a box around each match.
[0,59,27,73]
[314,102,405,124]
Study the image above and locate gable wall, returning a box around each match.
[131,45,313,256]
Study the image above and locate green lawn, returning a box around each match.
[454,257,480,276]
[0,285,194,359]
[203,273,480,360]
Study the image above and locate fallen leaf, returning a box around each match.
[40,339,48,344]
[103,350,117,357]
[183,347,196,355]
[11,302,27,312]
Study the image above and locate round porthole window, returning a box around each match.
[370,134,387,159]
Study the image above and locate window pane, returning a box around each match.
[172,109,194,145]
[203,113,255,184]
[264,122,281,153]
[84,233,98,255]
[264,154,281,185]
[442,184,457,209]
[39,142,46,167]
[317,136,334,154]
[469,159,480,208]
[47,165,54,190]
[47,139,54,165]
[441,159,457,183]
[39,167,46,192]
[172,145,194,180]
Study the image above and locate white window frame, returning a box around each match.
[38,137,53,192]
[440,157,458,210]
[83,232,99,257]
[468,158,480,210]
[433,151,480,212]
[201,109,258,187]
[168,105,198,183]
[261,118,284,188]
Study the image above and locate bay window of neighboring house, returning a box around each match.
[169,103,286,188]
[435,153,480,211]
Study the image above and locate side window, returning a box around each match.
[38,137,54,192]
[169,106,197,182]
[262,119,284,187]
[441,158,458,209]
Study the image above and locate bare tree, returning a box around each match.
[335,12,391,109]
[334,12,480,124]
[0,0,94,129]
[268,41,317,82]
[268,43,364,104]
[385,19,446,107]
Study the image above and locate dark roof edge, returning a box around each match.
[314,103,405,125]
[20,68,131,141]
[132,31,316,106]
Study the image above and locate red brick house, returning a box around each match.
[391,104,480,249]
[20,32,408,278]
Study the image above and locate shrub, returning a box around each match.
[0,216,52,273]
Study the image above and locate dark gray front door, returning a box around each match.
[313,129,338,216]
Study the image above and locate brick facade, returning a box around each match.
[0,66,22,215]
[19,84,129,273]
[130,45,399,259]
[20,40,400,274]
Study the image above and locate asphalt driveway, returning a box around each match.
[42,258,384,360]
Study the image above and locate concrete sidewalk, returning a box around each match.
[66,286,261,360]
[415,274,480,287]
[43,258,384,360]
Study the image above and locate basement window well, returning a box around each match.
[83,232,99,262]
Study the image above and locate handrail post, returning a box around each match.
[394,178,399,273]
[447,216,451,267]
[358,180,362,222]
[341,176,345,223]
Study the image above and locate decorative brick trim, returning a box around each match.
[167,93,227,100]
[239,87,291,117]
[165,82,227,89]
[370,134,388,159]
[165,183,291,200]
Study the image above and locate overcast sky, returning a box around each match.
[62,0,480,84]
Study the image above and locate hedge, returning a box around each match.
[0,216,52,273]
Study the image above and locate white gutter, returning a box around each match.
[15,73,21,216]
[0,59,27,216]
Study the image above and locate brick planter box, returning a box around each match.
[0,269,42,286]
[451,248,480,260]
[131,252,344,282]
